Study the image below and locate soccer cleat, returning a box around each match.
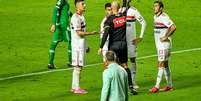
[86,47,90,53]
[160,86,173,92]
[134,85,139,89]
[71,88,88,94]
[129,88,138,95]
[48,64,55,69]
[133,81,139,89]
[149,86,159,93]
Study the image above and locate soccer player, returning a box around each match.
[100,3,112,62]
[100,51,128,101]
[70,0,98,94]
[48,0,72,69]
[149,0,176,93]
[98,0,137,95]
[126,0,146,89]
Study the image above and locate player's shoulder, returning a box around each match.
[160,12,170,18]
[72,13,82,20]
[129,6,137,11]
[72,13,78,18]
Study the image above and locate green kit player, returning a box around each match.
[48,0,72,69]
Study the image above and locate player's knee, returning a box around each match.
[74,67,82,73]
[50,41,58,49]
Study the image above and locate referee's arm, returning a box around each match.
[100,26,110,48]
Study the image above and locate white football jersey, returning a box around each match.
[70,13,86,50]
[154,12,174,49]
[126,6,145,42]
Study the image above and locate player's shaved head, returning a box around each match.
[111,1,120,14]
[111,1,120,9]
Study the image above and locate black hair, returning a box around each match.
[74,0,84,6]
[105,3,111,9]
[154,0,164,8]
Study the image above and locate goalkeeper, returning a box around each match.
[48,0,72,69]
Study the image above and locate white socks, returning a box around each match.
[155,67,164,88]
[72,67,81,89]
[130,62,136,82]
[164,67,173,87]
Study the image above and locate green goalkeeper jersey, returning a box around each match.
[52,0,70,29]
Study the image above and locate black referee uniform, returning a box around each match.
[100,13,128,64]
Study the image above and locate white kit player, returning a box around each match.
[70,0,98,94]
[126,0,146,89]
[150,1,176,93]
[100,3,112,62]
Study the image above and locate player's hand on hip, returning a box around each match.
[98,48,103,55]
[50,25,56,33]
[133,37,143,45]
[160,36,170,42]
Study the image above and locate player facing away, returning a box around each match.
[98,0,137,95]
[149,0,176,93]
[126,0,146,89]
[48,0,72,69]
[70,0,98,94]
[100,3,112,62]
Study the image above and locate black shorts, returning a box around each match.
[109,41,128,63]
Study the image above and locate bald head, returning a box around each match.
[111,1,120,13]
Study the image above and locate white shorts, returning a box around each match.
[157,49,170,61]
[127,42,137,58]
[72,49,85,66]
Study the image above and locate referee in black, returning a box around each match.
[98,0,137,95]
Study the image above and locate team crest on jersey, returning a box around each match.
[113,16,126,28]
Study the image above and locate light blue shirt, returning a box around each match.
[100,63,128,101]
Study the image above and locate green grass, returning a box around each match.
[0,0,201,101]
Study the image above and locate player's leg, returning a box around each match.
[161,49,173,91]
[128,44,139,88]
[63,28,72,66]
[150,49,166,93]
[71,49,87,94]
[48,30,61,69]
[119,46,138,95]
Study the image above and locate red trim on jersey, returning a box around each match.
[126,16,136,20]
[113,16,126,28]
[154,22,167,28]
[155,22,165,26]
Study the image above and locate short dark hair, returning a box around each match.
[106,51,116,61]
[154,0,164,8]
[105,3,111,9]
[74,0,84,6]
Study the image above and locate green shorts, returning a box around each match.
[51,27,71,42]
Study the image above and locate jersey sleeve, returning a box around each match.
[134,9,146,38]
[54,0,65,26]
[162,15,174,28]
[100,17,111,48]
[100,17,107,38]
[71,15,81,31]
[52,7,57,25]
